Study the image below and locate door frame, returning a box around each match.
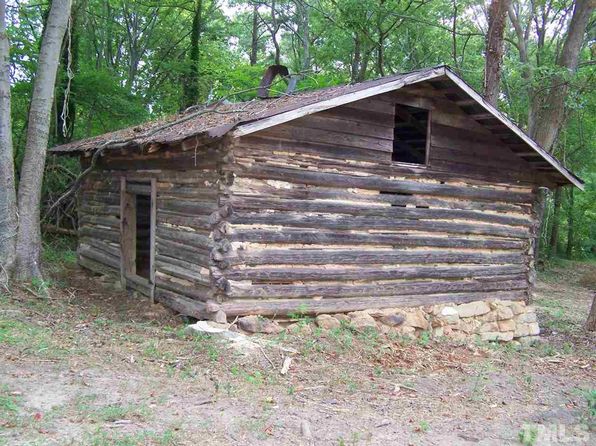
[120,177,157,299]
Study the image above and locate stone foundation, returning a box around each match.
[239,299,540,343]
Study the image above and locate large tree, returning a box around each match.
[0,0,17,276]
[13,0,73,280]
[483,0,511,105]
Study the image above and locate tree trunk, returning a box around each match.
[566,187,574,258]
[529,0,594,151]
[484,0,510,106]
[14,0,72,280]
[0,0,17,274]
[350,34,361,83]
[296,0,310,73]
[182,0,203,110]
[549,187,562,257]
[587,295,596,331]
[250,4,259,66]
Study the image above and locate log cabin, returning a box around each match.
[50,66,583,323]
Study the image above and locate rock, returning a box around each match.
[300,420,312,439]
[480,331,514,342]
[514,322,540,338]
[238,315,283,334]
[404,309,429,330]
[457,318,482,334]
[456,301,490,318]
[348,311,377,331]
[396,325,416,338]
[379,313,406,327]
[478,311,498,322]
[478,322,499,333]
[510,301,526,315]
[334,314,350,322]
[437,306,459,325]
[498,319,516,332]
[185,321,260,355]
[315,314,341,330]
[366,309,386,318]
[496,306,514,321]
[516,311,538,324]
[433,326,444,337]
[213,310,227,324]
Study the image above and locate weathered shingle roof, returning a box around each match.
[50,65,583,189]
[50,66,445,154]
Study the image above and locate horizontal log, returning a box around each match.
[227,228,526,250]
[157,212,212,230]
[156,238,211,266]
[262,121,392,152]
[234,165,534,203]
[78,245,120,269]
[227,248,525,266]
[126,275,154,297]
[229,177,530,214]
[290,112,393,140]
[225,264,528,282]
[79,237,120,259]
[229,196,530,227]
[78,255,119,277]
[79,214,120,229]
[229,212,531,238]
[78,225,120,243]
[155,262,211,287]
[155,254,208,273]
[157,198,218,216]
[154,288,210,319]
[156,226,214,249]
[220,290,528,316]
[155,274,213,301]
[227,278,527,299]
[79,204,120,216]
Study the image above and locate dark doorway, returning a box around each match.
[135,194,151,279]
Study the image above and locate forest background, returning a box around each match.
[3,0,595,265]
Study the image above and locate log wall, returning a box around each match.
[77,83,546,318]
[214,86,542,316]
[77,143,224,315]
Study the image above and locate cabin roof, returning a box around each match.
[50,65,583,189]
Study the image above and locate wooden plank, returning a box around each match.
[227,228,526,250]
[229,212,531,238]
[233,165,534,203]
[226,278,528,299]
[225,264,527,282]
[228,196,531,227]
[227,249,526,267]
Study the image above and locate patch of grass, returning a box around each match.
[417,420,430,433]
[85,428,177,446]
[42,235,77,269]
[76,398,151,424]
[0,385,20,427]
[0,317,67,358]
[518,424,539,446]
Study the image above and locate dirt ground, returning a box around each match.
[1,252,594,445]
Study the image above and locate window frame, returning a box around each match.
[390,104,432,168]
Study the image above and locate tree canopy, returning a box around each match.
[3,0,595,261]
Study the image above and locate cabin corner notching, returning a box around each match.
[52,66,583,321]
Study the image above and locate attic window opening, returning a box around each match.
[392,104,430,165]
